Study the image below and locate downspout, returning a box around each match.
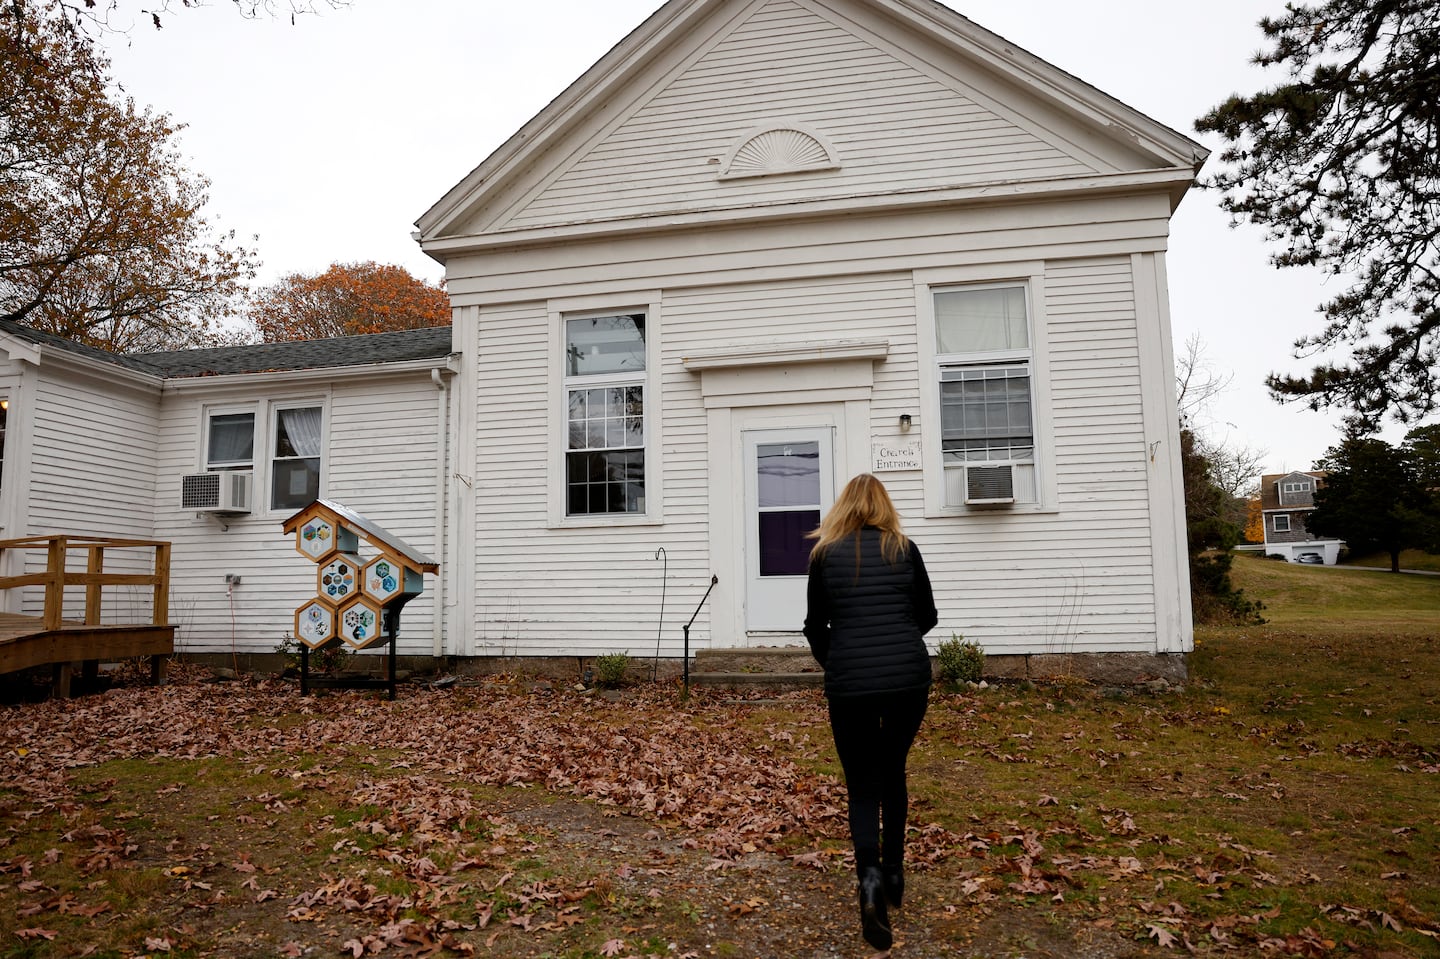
[431,366,448,658]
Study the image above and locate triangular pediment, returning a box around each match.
[418,0,1205,246]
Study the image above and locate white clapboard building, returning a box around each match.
[1,0,1205,677]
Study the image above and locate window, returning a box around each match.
[1273,514,1291,533]
[934,285,1035,505]
[271,406,322,511]
[0,398,7,490]
[563,313,647,515]
[206,411,255,469]
[1283,481,1311,493]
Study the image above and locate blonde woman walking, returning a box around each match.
[804,473,938,952]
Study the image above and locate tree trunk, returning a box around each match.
[1390,549,1401,573]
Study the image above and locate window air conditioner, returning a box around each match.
[180,470,253,513]
[964,463,1016,506]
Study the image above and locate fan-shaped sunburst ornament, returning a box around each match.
[720,126,839,178]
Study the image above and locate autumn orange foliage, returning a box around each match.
[248,262,450,342]
[1244,496,1264,544]
[1,1,258,352]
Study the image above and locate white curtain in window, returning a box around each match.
[278,407,322,457]
[208,413,254,464]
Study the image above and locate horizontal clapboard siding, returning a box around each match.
[16,371,159,622]
[470,273,923,656]
[470,300,709,657]
[503,0,1092,231]
[869,251,1156,656]
[27,373,157,538]
[155,373,445,657]
[459,238,1168,656]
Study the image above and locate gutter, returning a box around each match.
[159,356,455,393]
[430,365,451,657]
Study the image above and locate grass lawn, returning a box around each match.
[1337,549,1440,573]
[0,559,1436,958]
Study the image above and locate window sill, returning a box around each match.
[927,503,1059,519]
[550,513,664,531]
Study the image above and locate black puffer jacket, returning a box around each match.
[803,527,938,699]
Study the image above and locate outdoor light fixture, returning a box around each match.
[899,414,912,431]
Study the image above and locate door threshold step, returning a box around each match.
[690,671,823,686]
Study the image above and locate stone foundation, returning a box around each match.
[173,648,1186,688]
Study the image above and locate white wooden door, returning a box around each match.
[743,427,834,631]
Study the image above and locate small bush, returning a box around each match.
[276,633,352,675]
[936,634,984,685]
[593,652,631,688]
[1191,553,1266,625]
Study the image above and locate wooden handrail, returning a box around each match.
[0,535,172,630]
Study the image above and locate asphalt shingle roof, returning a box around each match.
[0,321,453,379]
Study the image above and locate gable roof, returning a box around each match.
[1259,471,1326,512]
[0,320,453,381]
[417,0,1208,249]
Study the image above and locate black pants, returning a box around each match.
[827,688,929,868]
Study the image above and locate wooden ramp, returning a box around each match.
[0,536,175,697]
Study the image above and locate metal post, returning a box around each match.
[386,608,398,701]
[682,574,719,702]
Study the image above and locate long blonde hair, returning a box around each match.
[808,473,910,564]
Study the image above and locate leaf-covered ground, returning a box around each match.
[1,625,1437,959]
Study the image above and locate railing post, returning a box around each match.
[86,545,105,626]
[153,542,171,626]
[43,537,65,631]
[681,574,719,702]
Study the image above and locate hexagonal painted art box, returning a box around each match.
[337,594,387,650]
[294,599,340,650]
[292,515,360,564]
[361,554,424,604]
[317,553,363,603]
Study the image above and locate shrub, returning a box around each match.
[276,633,352,675]
[593,652,631,688]
[936,635,984,685]
[1190,552,1266,625]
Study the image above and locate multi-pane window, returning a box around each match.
[271,406,322,511]
[934,286,1035,506]
[564,313,646,515]
[1282,481,1311,493]
[206,411,255,470]
[1273,515,1291,533]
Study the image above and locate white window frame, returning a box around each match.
[1273,514,1291,533]
[267,400,326,514]
[915,264,1055,516]
[547,294,663,528]
[203,405,257,471]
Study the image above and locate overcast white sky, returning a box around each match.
[99,0,1433,477]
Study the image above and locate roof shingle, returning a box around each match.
[0,321,453,379]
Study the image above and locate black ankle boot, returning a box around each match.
[857,865,893,951]
[881,863,904,909]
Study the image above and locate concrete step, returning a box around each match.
[690,671,823,688]
[692,645,819,674]
[689,646,822,689]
